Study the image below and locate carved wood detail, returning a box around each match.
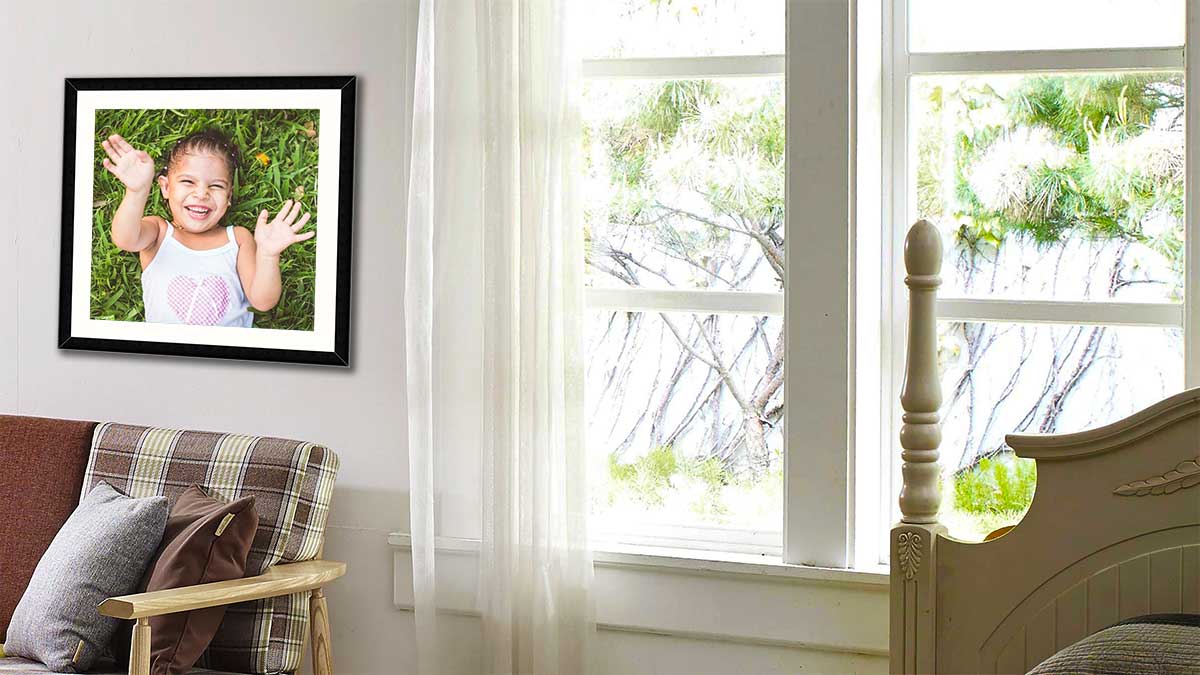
[1114,455,1200,496]
[898,531,923,580]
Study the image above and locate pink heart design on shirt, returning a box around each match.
[166,275,230,325]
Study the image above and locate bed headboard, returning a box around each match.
[890,221,1200,675]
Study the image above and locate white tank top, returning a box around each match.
[142,225,253,328]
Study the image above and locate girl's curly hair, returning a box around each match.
[157,128,241,181]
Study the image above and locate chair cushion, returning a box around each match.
[0,656,237,674]
[83,424,339,675]
[4,483,168,672]
[0,415,96,640]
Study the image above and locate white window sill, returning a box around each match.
[388,531,890,655]
[387,532,888,587]
[591,542,889,586]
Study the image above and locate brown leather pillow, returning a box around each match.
[121,485,259,675]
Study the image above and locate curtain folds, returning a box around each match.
[405,0,593,672]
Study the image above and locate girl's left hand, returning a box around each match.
[254,200,314,257]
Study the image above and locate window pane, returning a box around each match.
[924,321,1183,541]
[584,78,784,293]
[586,310,783,538]
[582,0,784,59]
[909,0,1184,53]
[912,73,1184,302]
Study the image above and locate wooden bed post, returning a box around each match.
[891,220,946,675]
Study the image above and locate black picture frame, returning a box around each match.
[58,75,355,366]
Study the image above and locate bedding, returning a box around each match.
[1027,613,1200,675]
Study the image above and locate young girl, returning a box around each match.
[101,129,313,327]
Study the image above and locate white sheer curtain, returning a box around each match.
[404,0,593,673]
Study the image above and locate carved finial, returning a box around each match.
[904,219,943,278]
[899,220,943,524]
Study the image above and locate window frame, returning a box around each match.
[581,0,857,567]
[581,55,790,557]
[877,0,1198,563]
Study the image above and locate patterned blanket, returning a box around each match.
[1028,613,1200,675]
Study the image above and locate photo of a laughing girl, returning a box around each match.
[91,109,320,331]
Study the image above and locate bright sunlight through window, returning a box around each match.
[583,1,785,553]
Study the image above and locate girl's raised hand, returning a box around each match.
[100,134,156,193]
[254,199,314,257]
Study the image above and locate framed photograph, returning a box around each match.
[58,76,355,366]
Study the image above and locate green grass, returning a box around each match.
[953,453,1037,515]
[607,445,681,507]
[91,108,321,331]
[940,453,1037,541]
[598,445,783,527]
[605,445,734,518]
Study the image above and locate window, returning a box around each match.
[882,0,1192,548]
[575,0,1195,571]
[582,0,788,554]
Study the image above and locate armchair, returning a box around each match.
[0,416,343,675]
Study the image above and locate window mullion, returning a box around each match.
[582,54,785,80]
[879,0,911,565]
[851,0,886,569]
[937,299,1184,328]
[1187,2,1200,388]
[908,46,1184,76]
[585,288,783,316]
[784,0,853,568]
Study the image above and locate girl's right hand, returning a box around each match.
[101,134,156,193]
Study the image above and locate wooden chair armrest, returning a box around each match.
[98,560,346,620]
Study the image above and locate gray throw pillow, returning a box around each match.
[4,482,168,672]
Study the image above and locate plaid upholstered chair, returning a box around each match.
[0,416,343,675]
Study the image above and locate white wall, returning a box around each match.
[0,2,419,673]
[391,536,888,675]
[0,2,887,674]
